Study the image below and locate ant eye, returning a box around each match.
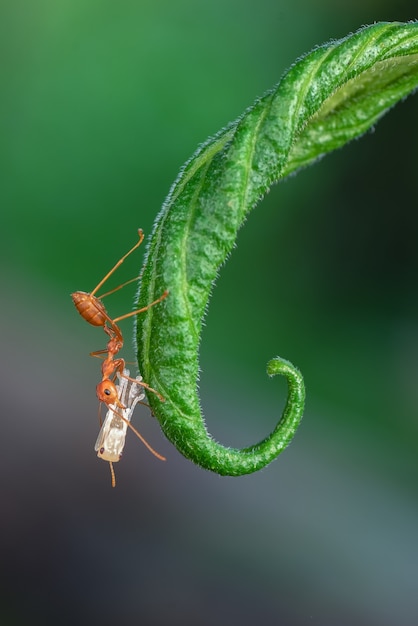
[104,388,111,396]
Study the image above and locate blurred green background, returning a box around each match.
[1,1,418,624]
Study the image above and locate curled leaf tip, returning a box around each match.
[136,21,418,475]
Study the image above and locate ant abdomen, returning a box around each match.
[71,291,108,327]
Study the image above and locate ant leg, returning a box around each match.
[124,419,166,461]
[98,276,140,300]
[138,399,153,410]
[113,290,169,323]
[124,374,165,403]
[108,405,166,461]
[90,229,144,297]
[90,348,109,359]
[115,363,165,402]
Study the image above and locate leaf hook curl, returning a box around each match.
[136,21,418,475]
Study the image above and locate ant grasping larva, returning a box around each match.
[95,368,166,488]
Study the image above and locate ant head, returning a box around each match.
[96,380,125,408]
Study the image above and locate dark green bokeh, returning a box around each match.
[1,2,418,625]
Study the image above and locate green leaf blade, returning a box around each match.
[136,21,418,475]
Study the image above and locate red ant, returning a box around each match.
[71,228,168,446]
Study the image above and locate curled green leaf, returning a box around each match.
[136,21,418,475]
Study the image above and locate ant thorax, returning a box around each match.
[95,369,145,463]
